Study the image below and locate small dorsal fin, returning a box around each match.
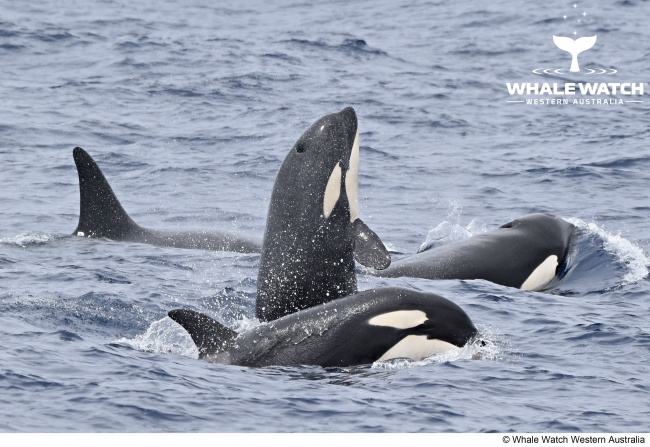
[168,309,238,358]
[72,147,141,239]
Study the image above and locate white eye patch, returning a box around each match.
[520,255,558,291]
[369,310,427,329]
[323,162,342,219]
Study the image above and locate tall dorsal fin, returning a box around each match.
[73,147,141,239]
[168,309,238,358]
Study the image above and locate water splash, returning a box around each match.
[231,315,261,332]
[0,232,62,247]
[117,317,199,359]
[566,217,649,285]
[418,203,487,253]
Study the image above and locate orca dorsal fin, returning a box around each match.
[351,218,391,270]
[73,147,141,239]
[168,309,238,358]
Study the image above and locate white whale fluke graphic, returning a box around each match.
[553,35,597,72]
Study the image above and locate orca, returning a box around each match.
[256,107,391,322]
[367,213,577,291]
[72,147,261,253]
[169,287,477,367]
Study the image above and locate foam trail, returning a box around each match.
[117,318,199,359]
[566,217,649,285]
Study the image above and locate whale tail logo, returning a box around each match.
[553,35,597,72]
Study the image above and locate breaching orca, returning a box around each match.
[72,147,261,253]
[368,213,577,291]
[256,107,391,322]
[169,287,477,367]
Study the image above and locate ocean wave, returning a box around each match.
[285,38,388,56]
[566,217,649,285]
[117,317,199,359]
[0,232,63,247]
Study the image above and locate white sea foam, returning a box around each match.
[566,217,649,285]
[117,317,199,359]
[418,203,488,253]
[231,315,261,332]
[0,232,59,246]
[371,324,505,370]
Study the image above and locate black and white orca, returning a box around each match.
[256,107,391,322]
[72,147,261,253]
[368,213,577,291]
[169,287,477,367]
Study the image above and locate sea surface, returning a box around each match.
[1,0,649,432]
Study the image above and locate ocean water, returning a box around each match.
[1,0,649,432]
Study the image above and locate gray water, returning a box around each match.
[1,0,649,432]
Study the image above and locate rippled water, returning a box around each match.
[1,0,649,432]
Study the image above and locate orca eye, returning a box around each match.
[295,144,305,153]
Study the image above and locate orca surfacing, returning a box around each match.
[368,213,577,291]
[72,147,261,253]
[169,287,478,367]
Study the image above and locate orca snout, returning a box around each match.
[338,106,357,125]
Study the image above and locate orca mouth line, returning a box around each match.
[532,68,617,75]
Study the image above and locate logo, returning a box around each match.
[553,35,596,72]
[504,4,644,107]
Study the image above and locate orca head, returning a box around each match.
[366,298,478,362]
[278,107,359,225]
[269,107,389,269]
[499,213,578,290]
[308,288,479,366]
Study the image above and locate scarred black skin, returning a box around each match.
[170,287,478,368]
[72,147,261,253]
[256,107,360,322]
[369,213,576,290]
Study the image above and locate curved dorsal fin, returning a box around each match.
[168,309,238,358]
[73,147,141,239]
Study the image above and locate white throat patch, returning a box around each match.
[377,335,459,362]
[323,162,342,219]
[345,129,359,223]
[520,255,559,291]
[369,310,427,329]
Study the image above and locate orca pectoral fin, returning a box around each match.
[168,309,238,358]
[351,219,391,270]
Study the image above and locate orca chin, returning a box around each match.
[169,287,477,368]
[366,213,577,292]
[72,147,261,253]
